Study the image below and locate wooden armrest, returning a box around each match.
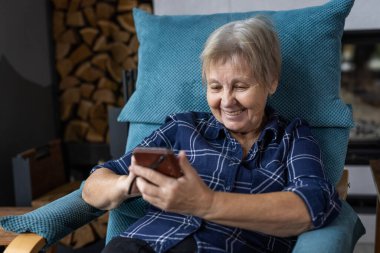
[4,233,46,253]
[336,169,349,200]
[370,160,380,198]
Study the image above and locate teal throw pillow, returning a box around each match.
[118,0,354,128]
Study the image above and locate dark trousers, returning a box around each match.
[102,235,197,253]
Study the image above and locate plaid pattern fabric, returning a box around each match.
[93,107,341,253]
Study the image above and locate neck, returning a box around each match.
[230,114,267,157]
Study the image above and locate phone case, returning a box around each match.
[132,147,183,178]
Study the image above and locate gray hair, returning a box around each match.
[201,15,281,88]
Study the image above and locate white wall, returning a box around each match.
[153,0,380,31]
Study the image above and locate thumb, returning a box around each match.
[178,150,195,176]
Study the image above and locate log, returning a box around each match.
[112,30,130,43]
[64,120,90,141]
[52,0,68,10]
[117,13,135,33]
[72,224,96,249]
[61,87,81,104]
[55,43,71,60]
[129,34,139,55]
[81,0,96,8]
[83,7,97,27]
[53,11,65,40]
[138,3,153,14]
[60,87,80,121]
[59,29,78,44]
[122,56,136,70]
[98,77,118,91]
[80,27,99,46]
[91,53,110,70]
[109,42,131,64]
[77,100,94,120]
[68,0,81,13]
[86,127,104,143]
[66,11,85,27]
[97,20,119,37]
[90,118,108,136]
[93,35,109,52]
[91,213,109,239]
[75,62,103,82]
[96,2,115,20]
[93,88,116,104]
[59,76,80,90]
[106,58,122,82]
[56,59,73,78]
[118,0,137,12]
[60,233,73,247]
[69,44,92,66]
[89,103,107,119]
[80,83,96,98]
[60,102,74,121]
[133,54,138,65]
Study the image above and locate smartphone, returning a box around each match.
[132,147,183,178]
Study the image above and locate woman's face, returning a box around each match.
[206,59,277,135]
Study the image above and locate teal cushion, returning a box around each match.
[293,201,365,253]
[125,122,161,152]
[106,198,149,243]
[118,0,354,128]
[310,127,350,184]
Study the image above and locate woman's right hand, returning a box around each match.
[82,167,141,210]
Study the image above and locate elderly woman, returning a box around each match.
[82,16,341,253]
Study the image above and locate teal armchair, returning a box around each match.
[1,0,366,252]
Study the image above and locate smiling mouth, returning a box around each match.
[223,109,245,116]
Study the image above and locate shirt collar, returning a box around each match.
[203,106,281,144]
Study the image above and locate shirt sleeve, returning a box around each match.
[282,119,342,229]
[90,114,180,175]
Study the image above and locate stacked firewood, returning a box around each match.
[51,0,151,143]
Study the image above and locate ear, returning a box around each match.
[268,80,278,95]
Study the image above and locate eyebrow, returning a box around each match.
[207,77,253,85]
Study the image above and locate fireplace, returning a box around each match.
[341,30,380,164]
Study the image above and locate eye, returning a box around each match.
[208,83,222,92]
[234,83,249,91]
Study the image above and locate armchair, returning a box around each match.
[1,0,366,252]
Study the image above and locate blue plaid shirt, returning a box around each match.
[94,107,341,253]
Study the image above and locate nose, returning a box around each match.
[221,90,236,107]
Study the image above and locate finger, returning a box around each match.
[178,151,196,176]
[131,155,137,165]
[131,162,174,186]
[136,176,160,198]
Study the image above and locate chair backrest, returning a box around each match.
[107,0,355,243]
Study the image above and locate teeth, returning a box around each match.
[224,110,243,116]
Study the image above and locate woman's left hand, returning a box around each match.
[129,151,214,216]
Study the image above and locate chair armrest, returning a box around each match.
[0,182,105,249]
[292,201,365,253]
[4,233,46,253]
